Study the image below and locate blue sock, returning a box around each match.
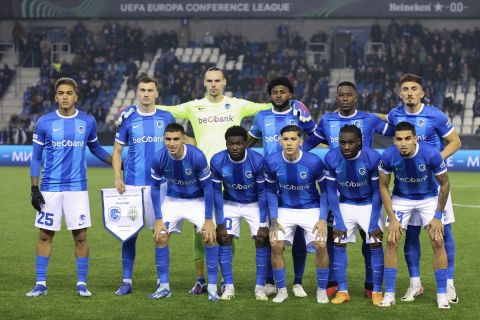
[205,245,218,285]
[155,246,169,284]
[435,269,448,294]
[316,268,329,290]
[443,224,455,280]
[35,256,50,282]
[404,225,421,278]
[76,257,89,283]
[370,247,384,292]
[327,238,337,285]
[361,239,373,285]
[333,245,348,291]
[122,234,137,280]
[384,268,397,293]
[255,246,269,286]
[292,228,307,285]
[272,267,286,289]
[219,245,233,285]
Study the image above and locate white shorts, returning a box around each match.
[333,203,384,244]
[387,196,441,229]
[408,189,455,226]
[223,201,262,238]
[162,196,211,233]
[34,191,91,231]
[128,183,166,230]
[277,207,319,246]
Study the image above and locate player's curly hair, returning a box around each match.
[225,125,247,141]
[267,77,294,95]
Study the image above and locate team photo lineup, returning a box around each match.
[26,65,461,311]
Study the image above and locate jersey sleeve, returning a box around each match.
[32,120,46,146]
[433,109,455,138]
[369,150,381,180]
[194,150,211,181]
[386,110,395,125]
[378,149,393,174]
[323,152,336,181]
[429,149,448,175]
[210,156,222,183]
[150,153,164,182]
[157,101,192,120]
[372,114,392,136]
[115,121,129,145]
[300,117,317,135]
[87,116,99,143]
[238,99,271,118]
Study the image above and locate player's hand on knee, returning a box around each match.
[30,186,45,212]
[269,219,284,242]
[368,228,383,244]
[332,227,346,244]
[153,219,168,244]
[216,224,229,245]
[201,219,216,245]
[313,219,328,244]
[427,218,444,241]
[387,218,402,244]
[115,107,135,126]
[115,178,126,194]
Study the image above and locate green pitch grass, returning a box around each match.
[1,167,479,319]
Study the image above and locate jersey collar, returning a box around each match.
[228,150,248,164]
[404,103,424,115]
[282,150,302,163]
[405,143,420,158]
[338,110,358,118]
[346,150,362,160]
[271,107,293,114]
[168,144,188,161]
[56,109,78,118]
[136,106,156,116]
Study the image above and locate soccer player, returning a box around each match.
[378,121,450,309]
[247,76,317,297]
[149,123,219,301]
[385,74,461,303]
[303,81,394,297]
[265,125,329,304]
[210,126,269,301]
[118,66,311,294]
[27,77,111,297]
[112,75,175,295]
[324,125,384,305]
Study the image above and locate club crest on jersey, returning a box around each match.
[418,164,426,172]
[185,168,192,175]
[78,125,85,134]
[156,121,164,128]
[300,171,307,179]
[127,206,138,221]
[224,103,231,110]
[245,171,252,178]
[353,120,361,128]
[359,167,366,175]
[108,207,121,222]
[79,214,87,225]
[289,120,296,125]
[418,119,425,127]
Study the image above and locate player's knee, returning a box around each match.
[270,241,283,255]
[369,242,382,249]
[255,235,268,248]
[38,229,54,243]
[156,233,169,247]
[386,240,399,250]
[217,233,232,246]
[314,241,328,252]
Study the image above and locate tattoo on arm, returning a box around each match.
[435,172,450,212]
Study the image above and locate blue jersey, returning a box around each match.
[387,104,454,152]
[115,106,175,185]
[210,149,265,203]
[304,110,393,150]
[151,144,211,199]
[249,105,316,156]
[324,147,381,204]
[32,110,99,191]
[265,151,325,210]
[379,142,447,200]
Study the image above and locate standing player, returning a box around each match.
[265,125,329,304]
[210,126,269,301]
[247,77,317,298]
[385,74,461,303]
[149,123,219,301]
[27,77,111,297]
[324,125,384,305]
[378,121,450,309]
[118,66,311,294]
[303,81,394,297]
[112,75,175,295]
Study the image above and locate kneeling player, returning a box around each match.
[378,122,450,309]
[150,123,219,301]
[324,125,384,305]
[211,126,270,301]
[265,125,329,304]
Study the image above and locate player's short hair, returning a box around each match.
[280,125,302,137]
[337,81,357,92]
[137,75,158,88]
[267,77,294,95]
[55,77,78,92]
[225,125,248,141]
[164,123,185,135]
[205,66,225,79]
[399,73,423,87]
[340,124,363,142]
[394,121,417,136]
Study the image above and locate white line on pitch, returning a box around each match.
[453,203,480,208]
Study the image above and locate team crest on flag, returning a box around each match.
[156,121,164,128]
[418,119,425,127]
[185,168,192,175]
[418,164,426,171]
[359,167,366,175]
[101,188,145,242]
[245,171,252,178]
[300,171,307,179]
[78,125,85,133]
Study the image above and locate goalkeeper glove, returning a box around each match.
[31,186,45,211]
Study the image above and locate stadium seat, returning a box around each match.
[235,61,243,71]
[462,125,472,134]
[190,55,200,63]
[225,61,235,71]
[452,115,462,127]
[105,114,115,123]
[203,48,212,56]
[126,91,136,100]
[181,55,190,63]
[465,109,474,119]
[212,48,220,56]
[193,48,202,56]
[184,48,193,56]
[140,61,149,70]
[209,55,218,64]
[200,55,209,63]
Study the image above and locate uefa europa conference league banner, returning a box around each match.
[1,0,478,18]
[1,145,480,172]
